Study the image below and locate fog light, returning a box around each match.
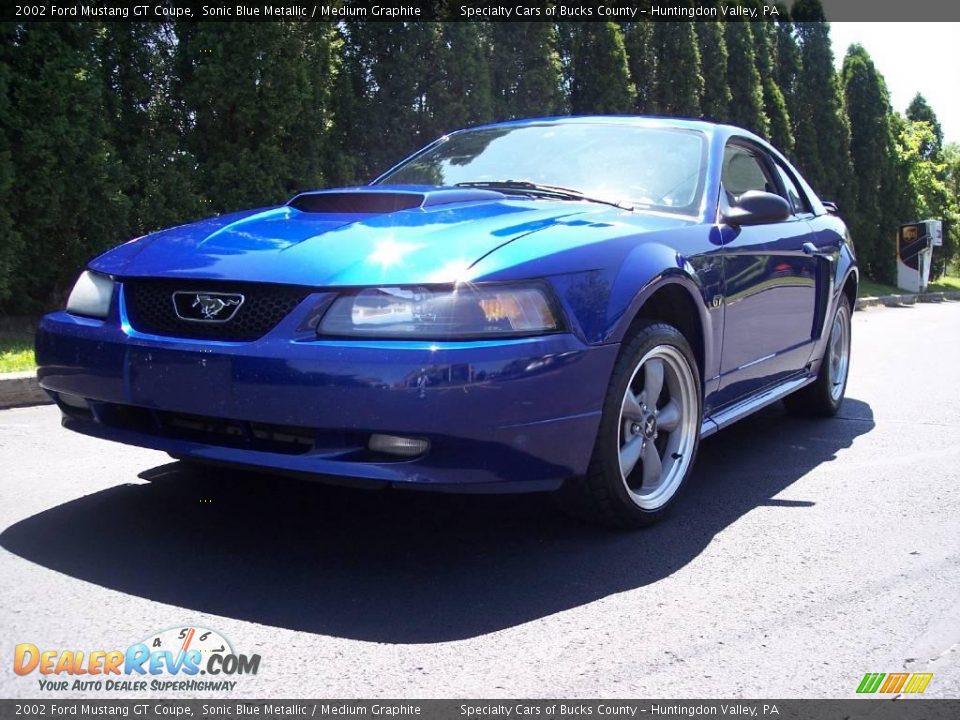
[58,393,90,410]
[368,433,430,457]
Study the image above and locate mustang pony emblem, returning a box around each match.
[172,291,245,322]
[193,294,240,319]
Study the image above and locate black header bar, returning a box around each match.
[4,0,960,23]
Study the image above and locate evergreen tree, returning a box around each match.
[333,22,443,182]
[489,22,564,119]
[176,22,338,214]
[792,0,855,211]
[772,6,802,128]
[6,23,127,311]
[749,14,793,152]
[842,44,896,281]
[99,23,201,236]
[623,21,657,114]
[325,27,368,186]
[0,24,20,304]
[569,22,636,114]
[426,23,494,135]
[695,17,732,122]
[650,19,703,117]
[294,23,343,187]
[723,21,768,136]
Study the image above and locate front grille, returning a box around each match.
[103,404,316,455]
[124,280,309,341]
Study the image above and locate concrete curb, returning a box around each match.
[0,291,957,410]
[0,370,51,409]
[855,289,960,311]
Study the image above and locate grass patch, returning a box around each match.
[858,274,960,298]
[0,332,36,373]
[858,278,901,298]
[929,275,960,292]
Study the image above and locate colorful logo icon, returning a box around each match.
[857,672,933,694]
[14,626,260,693]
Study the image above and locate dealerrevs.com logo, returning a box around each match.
[14,626,261,692]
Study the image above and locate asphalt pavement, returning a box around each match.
[1,302,958,699]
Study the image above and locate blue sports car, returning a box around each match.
[36,117,857,527]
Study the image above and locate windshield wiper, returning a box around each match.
[455,180,634,211]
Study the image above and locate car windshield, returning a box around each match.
[376,123,707,215]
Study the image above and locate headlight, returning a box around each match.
[66,270,114,319]
[318,284,561,339]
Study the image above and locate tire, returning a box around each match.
[557,321,702,529]
[784,295,852,418]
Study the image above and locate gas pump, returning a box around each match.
[896,219,943,293]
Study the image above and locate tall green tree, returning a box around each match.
[894,117,958,275]
[6,23,127,311]
[906,93,944,159]
[723,21,768,136]
[334,22,443,182]
[0,24,20,304]
[900,97,957,275]
[489,22,564,119]
[426,22,494,135]
[623,21,657,114]
[943,142,960,274]
[176,22,339,213]
[99,23,201,236]
[569,22,636,114]
[792,0,855,211]
[772,6,802,127]
[944,143,960,207]
[744,11,793,152]
[695,17,732,122]
[842,44,896,281]
[650,19,703,117]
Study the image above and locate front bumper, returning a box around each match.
[36,306,618,492]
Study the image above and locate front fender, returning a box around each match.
[604,239,722,390]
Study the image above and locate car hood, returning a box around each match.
[91,187,687,287]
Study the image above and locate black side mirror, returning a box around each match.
[722,190,791,226]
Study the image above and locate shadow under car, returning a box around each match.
[1,399,875,643]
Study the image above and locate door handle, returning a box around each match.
[803,242,834,261]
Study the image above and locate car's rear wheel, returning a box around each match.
[784,295,852,417]
[558,321,701,528]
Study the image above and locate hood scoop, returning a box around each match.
[287,187,505,214]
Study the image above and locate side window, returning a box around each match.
[772,162,811,216]
[722,145,777,203]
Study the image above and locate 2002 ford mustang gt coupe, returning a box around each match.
[37,117,857,527]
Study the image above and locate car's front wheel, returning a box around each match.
[558,321,701,528]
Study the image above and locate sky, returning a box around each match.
[828,23,960,144]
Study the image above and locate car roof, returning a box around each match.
[466,114,741,137]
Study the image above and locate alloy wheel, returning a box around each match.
[828,304,851,402]
[617,345,699,510]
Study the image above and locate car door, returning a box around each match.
[715,140,820,406]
